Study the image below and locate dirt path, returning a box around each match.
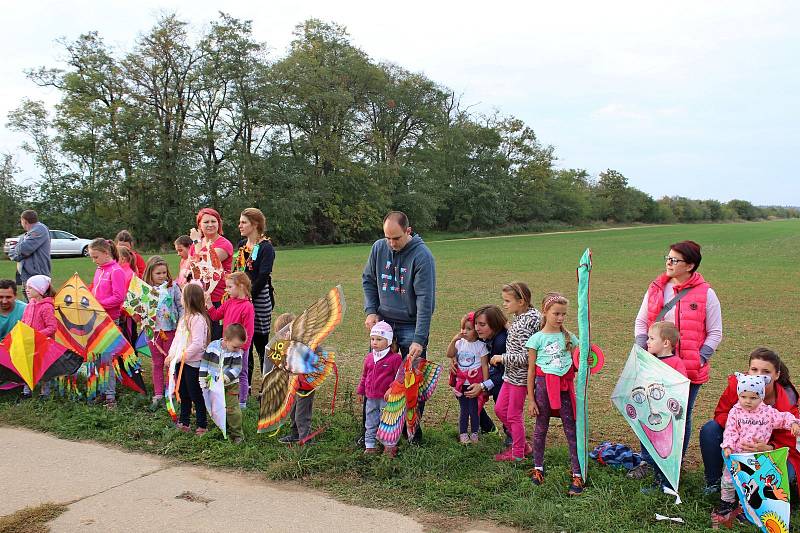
[0,427,515,533]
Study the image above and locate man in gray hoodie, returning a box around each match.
[9,210,51,296]
[362,211,436,443]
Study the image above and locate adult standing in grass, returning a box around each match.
[362,211,436,444]
[462,305,511,445]
[8,210,51,300]
[0,279,26,339]
[630,240,722,478]
[190,208,233,341]
[233,208,276,389]
[699,348,799,496]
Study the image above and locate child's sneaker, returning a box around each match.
[567,474,584,496]
[239,402,247,410]
[195,427,208,436]
[494,448,524,462]
[104,398,117,410]
[470,432,479,443]
[278,434,299,444]
[384,445,398,458]
[364,447,379,455]
[710,501,737,528]
[529,468,545,486]
[176,422,191,433]
[459,433,470,444]
[232,436,244,444]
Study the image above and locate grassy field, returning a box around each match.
[1,220,799,532]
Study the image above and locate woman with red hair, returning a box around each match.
[628,240,723,480]
[190,208,233,340]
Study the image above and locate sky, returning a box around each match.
[2,1,798,205]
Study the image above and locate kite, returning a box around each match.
[165,325,190,422]
[611,344,689,491]
[123,276,160,340]
[190,242,224,296]
[575,247,593,481]
[133,331,151,358]
[54,273,146,399]
[0,322,70,389]
[202,372,227,439]
[257,286,345,435]
[377,356,442,447]
[722,448,791,532]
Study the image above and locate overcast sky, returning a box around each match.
[2,1,798,205]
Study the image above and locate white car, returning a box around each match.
[4,230,93,258]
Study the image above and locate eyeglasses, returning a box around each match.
[664,256,686,265]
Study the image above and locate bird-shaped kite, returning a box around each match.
[54,273,146,399]
[0,322,79,389]
[377,356,442,447]
[257,286,345,435]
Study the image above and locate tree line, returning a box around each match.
[2,14,797,247]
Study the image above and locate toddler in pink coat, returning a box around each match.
[718,372,800,512]
[20,275,57,398]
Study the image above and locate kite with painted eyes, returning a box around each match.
[612,344,690,491]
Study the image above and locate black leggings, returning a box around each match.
[248,332,270,386]
[177,365,207,428]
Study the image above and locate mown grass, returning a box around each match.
[0,502,68,533]
[1,220,799,532]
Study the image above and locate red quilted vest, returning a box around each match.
[646,272,710,384]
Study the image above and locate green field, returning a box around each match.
[2,220,799,532]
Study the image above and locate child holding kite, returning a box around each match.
[490,282,542,462]
[143,256,183,408]
[88,238,127,407]
[713,372,800,521]
[206,272,254,409]
[446,312,489,444]
[525,292,582,495]
[166,283,210,434]
[20,275,57,399]
[200,323,246,443]
[357,321,402,453]
[275,311,315,444]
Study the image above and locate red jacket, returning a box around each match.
[21,297,57,337]
[714,374,800,493]
[646,272,710,384]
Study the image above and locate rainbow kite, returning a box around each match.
[377,356,441,447]
[0,322,68,389]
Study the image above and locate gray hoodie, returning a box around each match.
[362,234,436,346]
[10,221,51,285]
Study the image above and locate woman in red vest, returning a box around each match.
[632,240,723,469]
[699,348,798,496]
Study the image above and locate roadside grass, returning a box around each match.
[1,219,799,532]
[0,502,68,533]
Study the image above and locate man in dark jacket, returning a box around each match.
[9,210,51,300]
[362,211,436,443]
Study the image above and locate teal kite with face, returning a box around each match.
[611,344,689,491]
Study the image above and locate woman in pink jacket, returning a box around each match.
[20,275,57,398]
[632,240,723,474]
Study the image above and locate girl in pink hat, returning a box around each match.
[20,275,57,399]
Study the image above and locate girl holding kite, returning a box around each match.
[490,282,541,462]
[525,292,583,496]
[143,256,183,408]
[88,238,127,408]
[20,275,57,399]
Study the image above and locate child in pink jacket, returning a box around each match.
[716,372,800,516]
[357,321,402,454]
[206,272,254,407]
[20,275,58,398]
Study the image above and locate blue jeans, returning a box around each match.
[699,419,798,487]
[364,397,387,448]
[640,382,701,487]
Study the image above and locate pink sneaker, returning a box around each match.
[459,433,470,444]
[494,448,524,462]
[195,427,208,436]
[470,433,479,443]
[176,423,191,433]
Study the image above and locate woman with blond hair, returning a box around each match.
[234,208,276,393]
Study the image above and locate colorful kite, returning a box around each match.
[165,325,190,422]
[575,247,592,481]
[54,273,146,398]
[611,344,689,491]
[723,448,791,532]
[257,286,345,435]
[377,356,442,447]
[202,373,227,439]
[190,242,224,296]
[123,276,160,340]
[0,322,68,389]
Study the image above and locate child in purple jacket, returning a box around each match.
[357,321,403,454]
